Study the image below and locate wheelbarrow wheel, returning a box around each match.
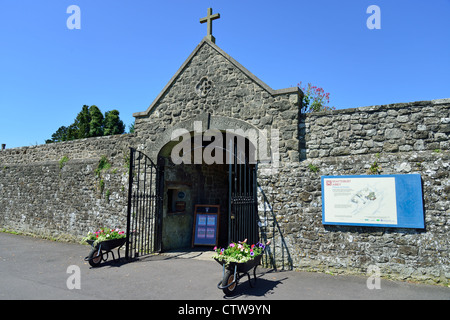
[222,269,237,295]
[88,248,102,267]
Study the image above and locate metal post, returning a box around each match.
[125,148,135,260]
[228,138,232,244]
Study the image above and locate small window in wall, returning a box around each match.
[168,188,186,214]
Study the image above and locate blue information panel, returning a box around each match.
[321,174,424,228]
[192,205,220,246]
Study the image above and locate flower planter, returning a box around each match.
[215,253,263,296]
[85,237,127,267]
[212,239,269,296]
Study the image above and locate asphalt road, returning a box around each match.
[0,232,449,300]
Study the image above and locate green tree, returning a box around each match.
[65,123,79,141]
[104,110,125,136]
[46,105,125,143]
[89,105,104,137]
[73,105,92,139]
[45,126,68,144]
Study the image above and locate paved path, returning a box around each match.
[0,232,449,300]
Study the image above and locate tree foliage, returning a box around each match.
[89,105,105,137]
[104,110,125,136]
[46,105,125,144]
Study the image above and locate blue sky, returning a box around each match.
[1,0,449,149]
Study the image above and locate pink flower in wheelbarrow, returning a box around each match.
[83,227,127,246]
[212,239,268,265]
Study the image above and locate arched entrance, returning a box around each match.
[157,129,258,251]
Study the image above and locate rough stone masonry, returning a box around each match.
[0,37,448,285]
[258,98,449,285]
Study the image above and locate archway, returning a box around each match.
[157,129,258,251]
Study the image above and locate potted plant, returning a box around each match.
[212,239,270,295]
[83,228,127,267]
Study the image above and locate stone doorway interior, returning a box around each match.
[157,130,257,253]
[158,133,230,252]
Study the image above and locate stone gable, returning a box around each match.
[133,38,302,162]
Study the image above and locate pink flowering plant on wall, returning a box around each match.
[212,239,270,265]
[83,228,126,246]
[298,82,335,113]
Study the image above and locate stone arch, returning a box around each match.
[151,115,263,250]
[146,114,270,164]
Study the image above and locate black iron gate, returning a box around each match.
[125,148,163,260]
[228,137,259,245]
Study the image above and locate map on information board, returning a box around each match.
[323,176,398,225]
[321,175,425,228]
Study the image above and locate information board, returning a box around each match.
[321,174,424,228]
[192,205,220,246]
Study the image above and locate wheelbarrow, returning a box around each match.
[215,254,262,296]
[84,238,127,267]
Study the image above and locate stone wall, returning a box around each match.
[0,134,134,241]
[0,36,448,285]
[258,98,450,285]
[303,99,450,158]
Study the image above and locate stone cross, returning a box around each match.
[200,8,220,43]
